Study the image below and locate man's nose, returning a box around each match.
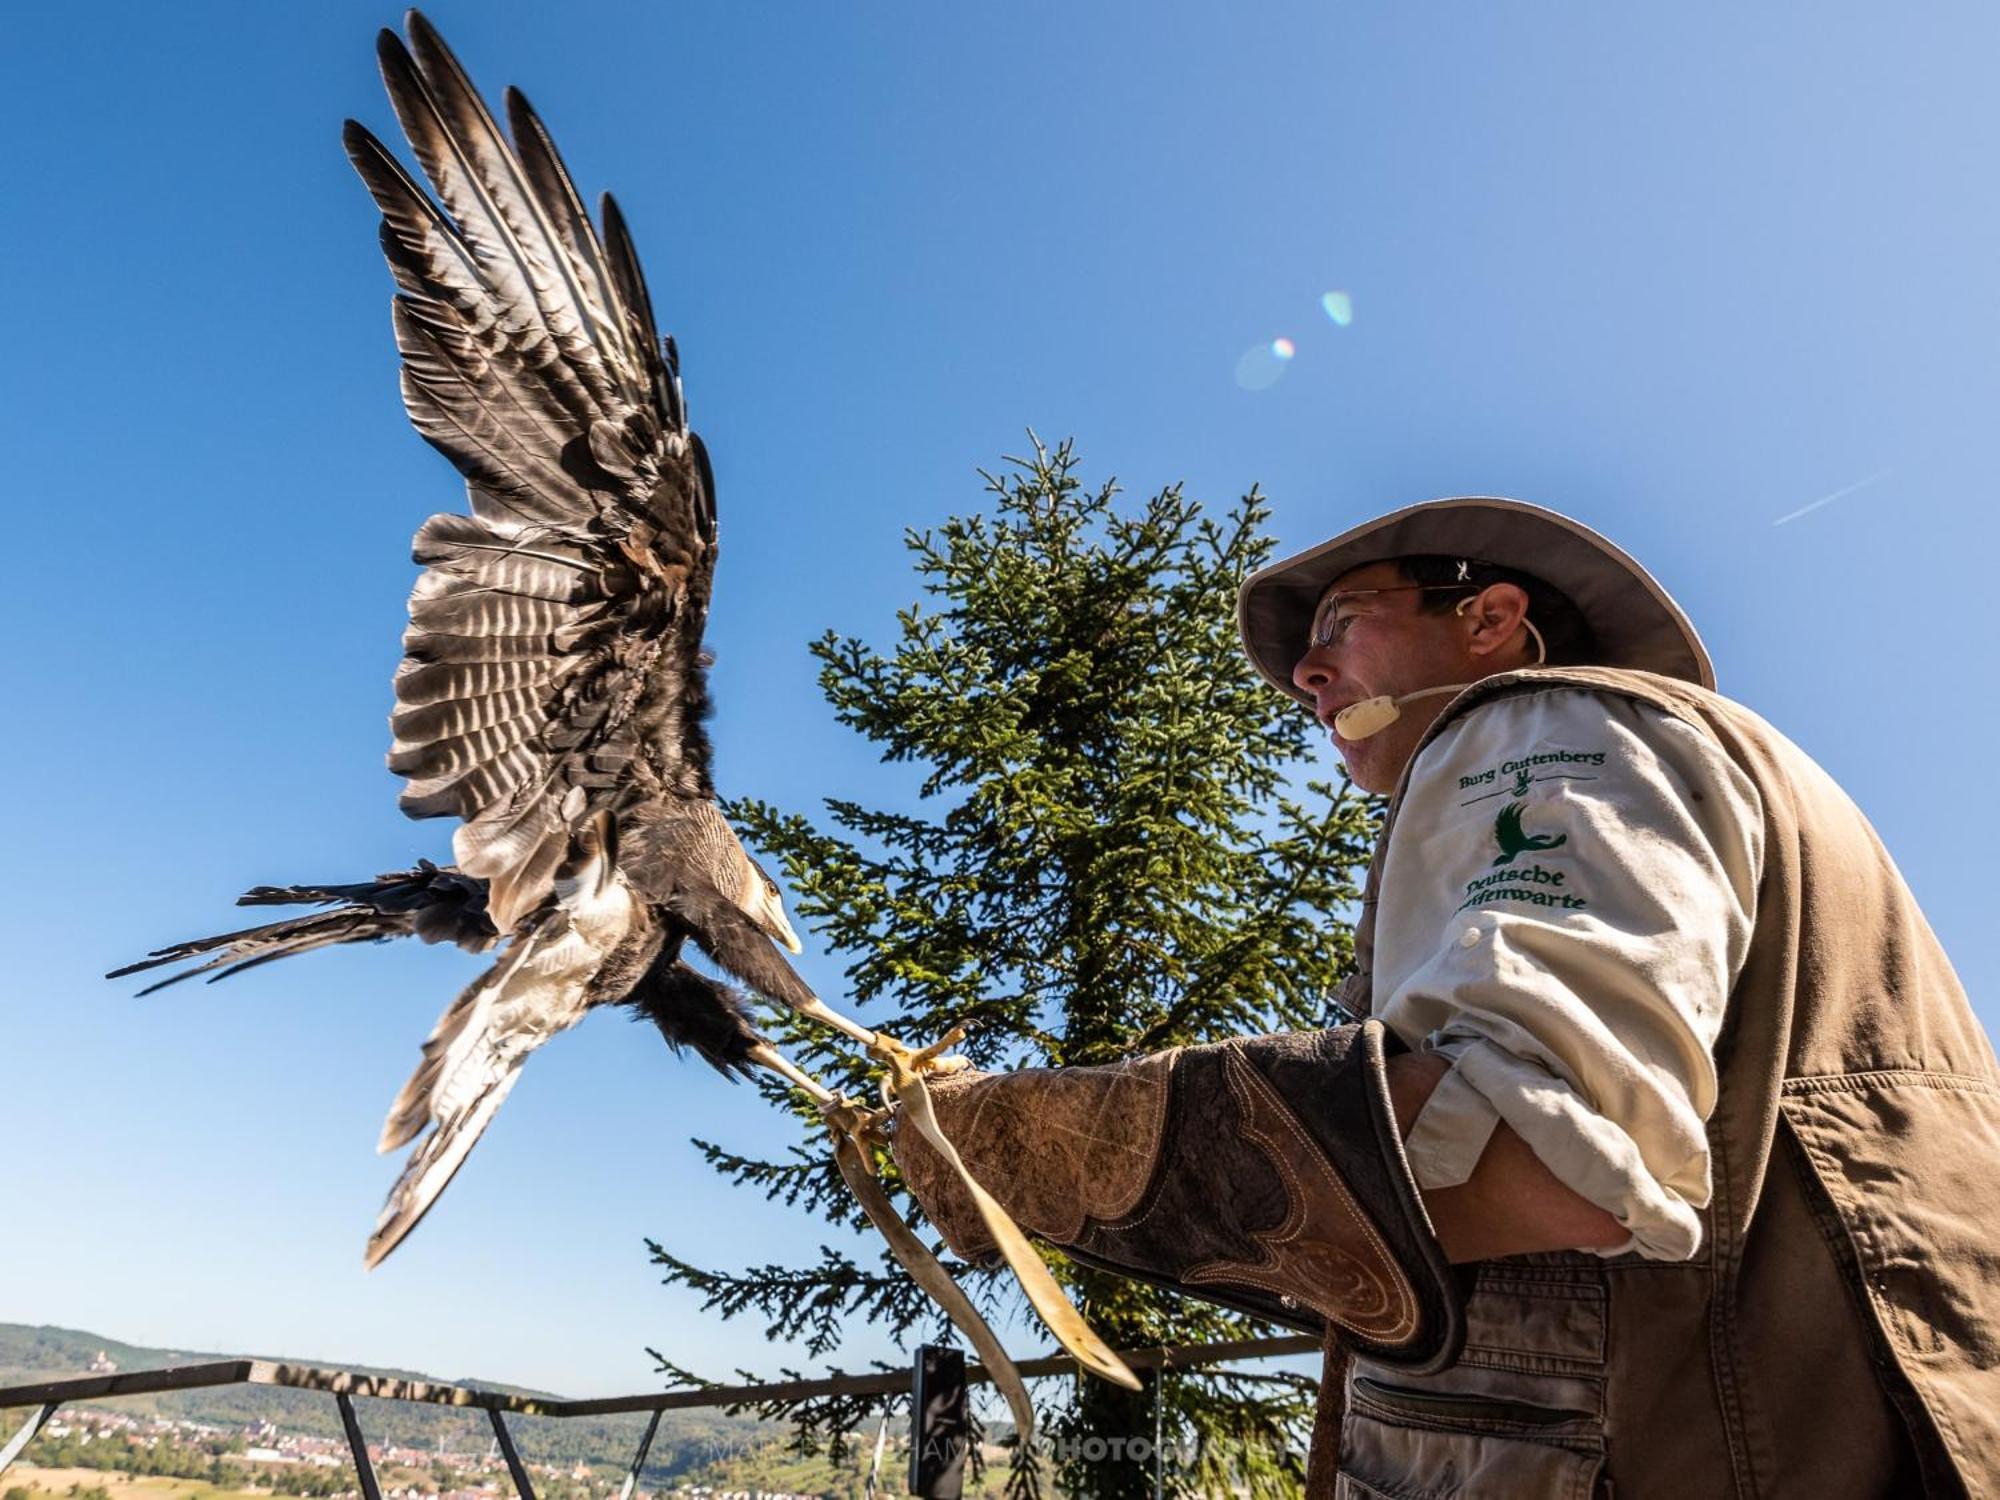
[1291,646,1337,696]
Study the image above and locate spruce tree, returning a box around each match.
[648,438,1379,1497]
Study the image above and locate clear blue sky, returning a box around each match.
[4,0,1995,1400]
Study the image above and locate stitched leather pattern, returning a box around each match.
[894,1051,1175,1258]
[1182,1048,1419,1342]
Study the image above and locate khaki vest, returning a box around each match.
[1327,667,2000,1500]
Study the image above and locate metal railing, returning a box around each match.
[0,1335,1318,1500]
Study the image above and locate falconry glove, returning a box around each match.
[893,1021,1465,1374]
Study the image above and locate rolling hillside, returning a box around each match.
[0,1323,762,1481]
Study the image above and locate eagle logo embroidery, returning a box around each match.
[1491,800,1567,867]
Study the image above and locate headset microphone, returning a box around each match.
[1328,611,1548,742]
[1332,685,1464,741]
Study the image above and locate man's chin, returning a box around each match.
[1331,737,1392,795]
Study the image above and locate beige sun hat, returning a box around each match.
[1238,496,1715,709]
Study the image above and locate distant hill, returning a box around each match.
[0,1323,765,1482]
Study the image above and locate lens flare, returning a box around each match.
[1235,339,1295,391]
[1320,291,1353,326]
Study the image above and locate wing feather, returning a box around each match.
[367,908,602,1266]
[398,744,543,820]
[389,686,547,746]
[392,301,597,521]
[400,631,561,666]
[600,193,681,437]
[365,1065,522,1269]
[375,28,606,432]
[393,656,559,706]
[403,14,626,412]
[505,86,645,411]
[388,709,545,779]
[351,13,721,935]
[108,864,498,992]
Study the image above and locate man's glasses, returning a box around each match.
[1307,584,1478,651]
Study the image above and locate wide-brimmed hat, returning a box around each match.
[1237,496,1714,708]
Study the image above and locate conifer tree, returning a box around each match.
[648,438,1379,1497]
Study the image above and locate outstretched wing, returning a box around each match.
[106,863,496,993]
[346,12,718,936]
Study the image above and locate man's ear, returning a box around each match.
[1461,583,1531,660]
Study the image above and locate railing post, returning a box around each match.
[488,1409,537,1500]
[335,1392,383,1500]
[0,1401,58,1478]
[614,1408,661,1500]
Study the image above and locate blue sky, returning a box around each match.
[3,0,1996,1400]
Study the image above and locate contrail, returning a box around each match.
[1771,468,1892,527]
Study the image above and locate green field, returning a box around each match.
[3,1466,271,1500]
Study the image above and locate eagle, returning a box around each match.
[111,10,881,1269]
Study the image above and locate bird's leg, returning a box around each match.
[748,1041,892,1148]
[745,1041,838,1106]
[786,992,973,1089]
[758,1027,1136,1395]
[744,1038,1036,1434]
[786,995,884,1052]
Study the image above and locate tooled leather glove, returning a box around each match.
[893,1020,1465,1374]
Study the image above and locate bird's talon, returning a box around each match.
[821,1094,893,1152]
[868,1025,970,1099]
[911,1025,969,1070]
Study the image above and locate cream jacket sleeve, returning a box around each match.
[1372,687,1764,1261]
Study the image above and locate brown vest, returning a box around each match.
[1329,667,2000,1500]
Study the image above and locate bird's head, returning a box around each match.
[735,854,803,954]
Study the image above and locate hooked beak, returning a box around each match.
[752,881,804,953]
[740,853,805,953]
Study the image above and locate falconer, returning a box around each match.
[895,497,2000,1498]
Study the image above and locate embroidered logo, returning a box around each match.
[1457,747,1606,805]
[1491,800,1567,867]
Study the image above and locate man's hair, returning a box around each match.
[1393,555,1596,666]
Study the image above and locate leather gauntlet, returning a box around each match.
[893,1021,1465,1374]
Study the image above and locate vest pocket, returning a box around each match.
[1339,1265,1608,1499]
[1352,1375,1594,1428]
[1338,1381,1605,1500]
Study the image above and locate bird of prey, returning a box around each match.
[112,10,881,1269]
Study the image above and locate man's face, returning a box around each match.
[1289,561,1485,794]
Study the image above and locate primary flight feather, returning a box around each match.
[112,10,878,1268]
